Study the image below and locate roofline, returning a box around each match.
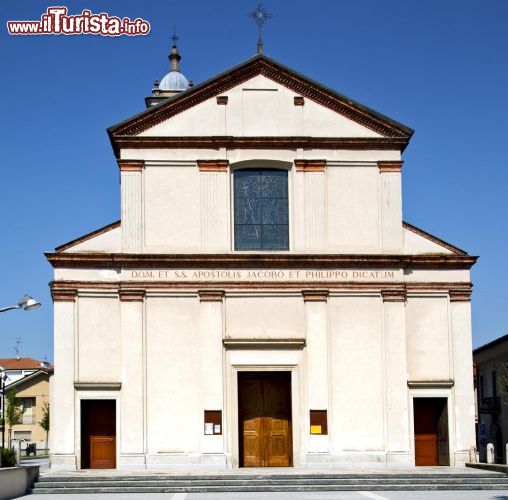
[55,220,121,252]
[4,369,53,391]
[44,252,478,270]
[473,333,508,355]
[107,53,413,153]
[402,221,468,255]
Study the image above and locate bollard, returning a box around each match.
[505,443,508,465]
[470,446,478,463]
[487,443,495,464]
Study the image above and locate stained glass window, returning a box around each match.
[234,169,289,250]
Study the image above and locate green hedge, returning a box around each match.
[0,447,17,467]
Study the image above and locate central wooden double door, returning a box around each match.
[238,371,292,467]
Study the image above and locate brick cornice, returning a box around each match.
[295,160,326,173]
[378,161,403,173]
[449,289,472,302]
[50,280,472,293]
[197,160,229,172]
[117,159,144,172]
[119,289,145,302]
[45,253,478,270]
[381,289,407,302]
[198,290,225,302]
[51,289,77,302]
[111,136,408,154]
[302,290,329,302]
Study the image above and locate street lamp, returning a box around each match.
[0,367,7,450]
[0,295,41,313]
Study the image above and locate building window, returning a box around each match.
[234,168,289,250]
[13,430,31,441]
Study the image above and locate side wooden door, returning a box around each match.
[414,398,449,466]
[90,436,116,469]
[81,400,116,469]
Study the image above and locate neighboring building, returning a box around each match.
[0,357,52,385]
[0,357,52,425]
[473,334,508,463]
[4,368,52,452]
[46,41,477,471]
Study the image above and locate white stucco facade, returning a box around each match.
[47,52,477,470]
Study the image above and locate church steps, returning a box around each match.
[30,471,508,493]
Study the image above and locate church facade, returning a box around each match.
[46,43,477,470]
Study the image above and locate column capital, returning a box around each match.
[118,159,144,172]
[381,289,407,302]
[52,289,77,302]
[302,289,329,302]
[119,289,145,302]
[295,160,326,173]
[197,160,229,172]
[378,161,403,173]
[198,290,225,302]
[449,289,472,302]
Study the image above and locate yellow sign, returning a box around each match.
[310,425,322,435]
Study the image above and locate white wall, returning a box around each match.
[329,296,385,453]
[406,296,450,381]
[77,296,121,382]
[145,296,200,456]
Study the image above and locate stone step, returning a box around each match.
[27,483,508,494]
[36,472,506,482]
[32,477,508,488]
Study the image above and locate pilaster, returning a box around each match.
[119,160,143,252]
[295,160,326,251]
[118,289,145,468]
[450,290,476,465]
[378,161,403,253]
[51,290,77,470]
[303,290,330,455]
[382,289,411,465]
[198,160,229,251]
[198,290,225,455]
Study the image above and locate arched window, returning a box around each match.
[234,168,289,250]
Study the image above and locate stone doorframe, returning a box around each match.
[225,350,303,469]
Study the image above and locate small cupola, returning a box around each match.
[146,31,192,108]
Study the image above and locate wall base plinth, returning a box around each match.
[118,454,147,469]
[49,454,77,471]
[145,453,229,469]
[453,451,471,467]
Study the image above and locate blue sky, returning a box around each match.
[0,0,507,360]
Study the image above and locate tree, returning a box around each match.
[5,389,24,449]
[38,401,49,453]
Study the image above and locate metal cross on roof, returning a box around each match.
[171,27,178,46]
[248,3,273,53]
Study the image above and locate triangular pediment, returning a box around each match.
[108,54,413,151]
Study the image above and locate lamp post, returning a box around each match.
[0,295,41,313]
[0,367,6,450]
[0,295,41,449]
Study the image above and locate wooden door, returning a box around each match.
[90,436,116,469]
[414,398,449,466]
[239,372,292,467]
[81,400,116,469]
